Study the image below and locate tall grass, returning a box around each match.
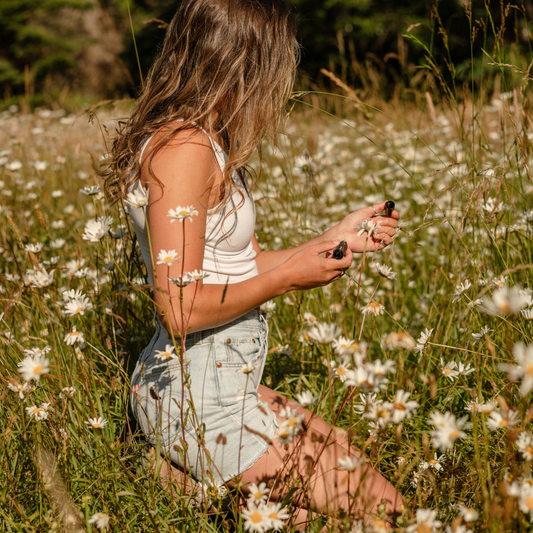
[1,3,533,531]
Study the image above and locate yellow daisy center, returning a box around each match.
[416,525,432,533]
[499,419,509,427]
[394,402,406,411]
[449,430,460,439]
[269,512,278,520]
[368,302,381,308]
[336,367,346,376]
[526,446,533,456]
[253,491,263,499]
[525,496,533,510]
[498,301,510,312]
[76,306,83,313]
[250,511,263,524]
[93,423,101,428]
[287,417,298,427]
[33,365,43,375]
[526,364,533,377]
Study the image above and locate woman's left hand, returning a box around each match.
[326,201,400,253]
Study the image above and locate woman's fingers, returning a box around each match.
[367,201,400,220]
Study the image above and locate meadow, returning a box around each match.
[0,78,533,532]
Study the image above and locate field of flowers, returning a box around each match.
[0,86,533,532]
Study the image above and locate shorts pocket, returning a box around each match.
[215,338,263,407]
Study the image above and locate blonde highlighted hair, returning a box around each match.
[103,0,299,206]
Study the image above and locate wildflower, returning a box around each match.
[406,509,442,533]
[334,363,350,382]
[64,260,86,276]
[472,326,494,344]
[63,296,93,317]
[518,484,533,517]
[517,431,533,460]
[247,482,269,505]
[307,322,342,344]
[59,386,76,399]
[6,160,22,171]
[81,216,113,242]
[333,336,360,356]
[85,417,108,430]
[26,266,54,288]
[186,269,210,282]
[241,502,272,532]
[345,365,384,393]
[487,409,520,431]
[458,505,479,522]
[480,285,529,316]
[263,502,289,530]
[79,185,103,196]
[361,302,385,316]
[7,380,32,399]
[371,262,397,280]
[156,249,178,266]
[88,512,110,530]
[18,355,50,382]
[356,219,381,238]
[428,411,470,451]
[26,402,51,421]
[353,393,378,415]
[457,362,475,376]
[452,279,472,303]
[439,359,459,381]
[167,205,199,222]
[32,160,48,171]
[154,344,178,361]
[275,423,294,444]
[329,302,342,313]
[499,343,533,396]
[337,455,364,472]
[303,312,317,325]
[24,242,44,253]
[50,239,65,249]
[365,401,393,428]
[296,390,317,407]
[381,331,416,351]
[169,275,194,288]
[24,345,52,357]
[522,308,533,319]
[63,327,85,346]
[241,361,256,374]
[390,390,419,424]
[414,328,433,356]
[465,400,495,414]
[425,452,446,472]
[125,186,149,208]
[493,275,508,288]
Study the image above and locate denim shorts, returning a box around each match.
[130,310,277,485]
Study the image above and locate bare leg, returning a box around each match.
[237,385,403,521]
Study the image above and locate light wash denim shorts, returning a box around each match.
[130,310,277,484]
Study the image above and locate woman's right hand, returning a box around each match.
[277,240,353,292]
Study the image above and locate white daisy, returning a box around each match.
[85,417,108,430]
[124,186,149,208]
[167,205,199,222]
[156,249,178,266]
[63,326,85,346]
[154,344,178,361]
[361,301,385,316]
[18,355,50,382]
[88,512,110,529]
[81,216,113,242]
[63,296,94,317]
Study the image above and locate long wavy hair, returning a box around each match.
[102,0,299,207]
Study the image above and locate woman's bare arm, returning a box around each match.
[143,129,352,335]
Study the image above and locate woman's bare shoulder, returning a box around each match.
[140,124,222,200]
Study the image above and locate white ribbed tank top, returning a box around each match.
[127,125,258,286]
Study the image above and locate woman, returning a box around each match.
[104,0,402,527]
